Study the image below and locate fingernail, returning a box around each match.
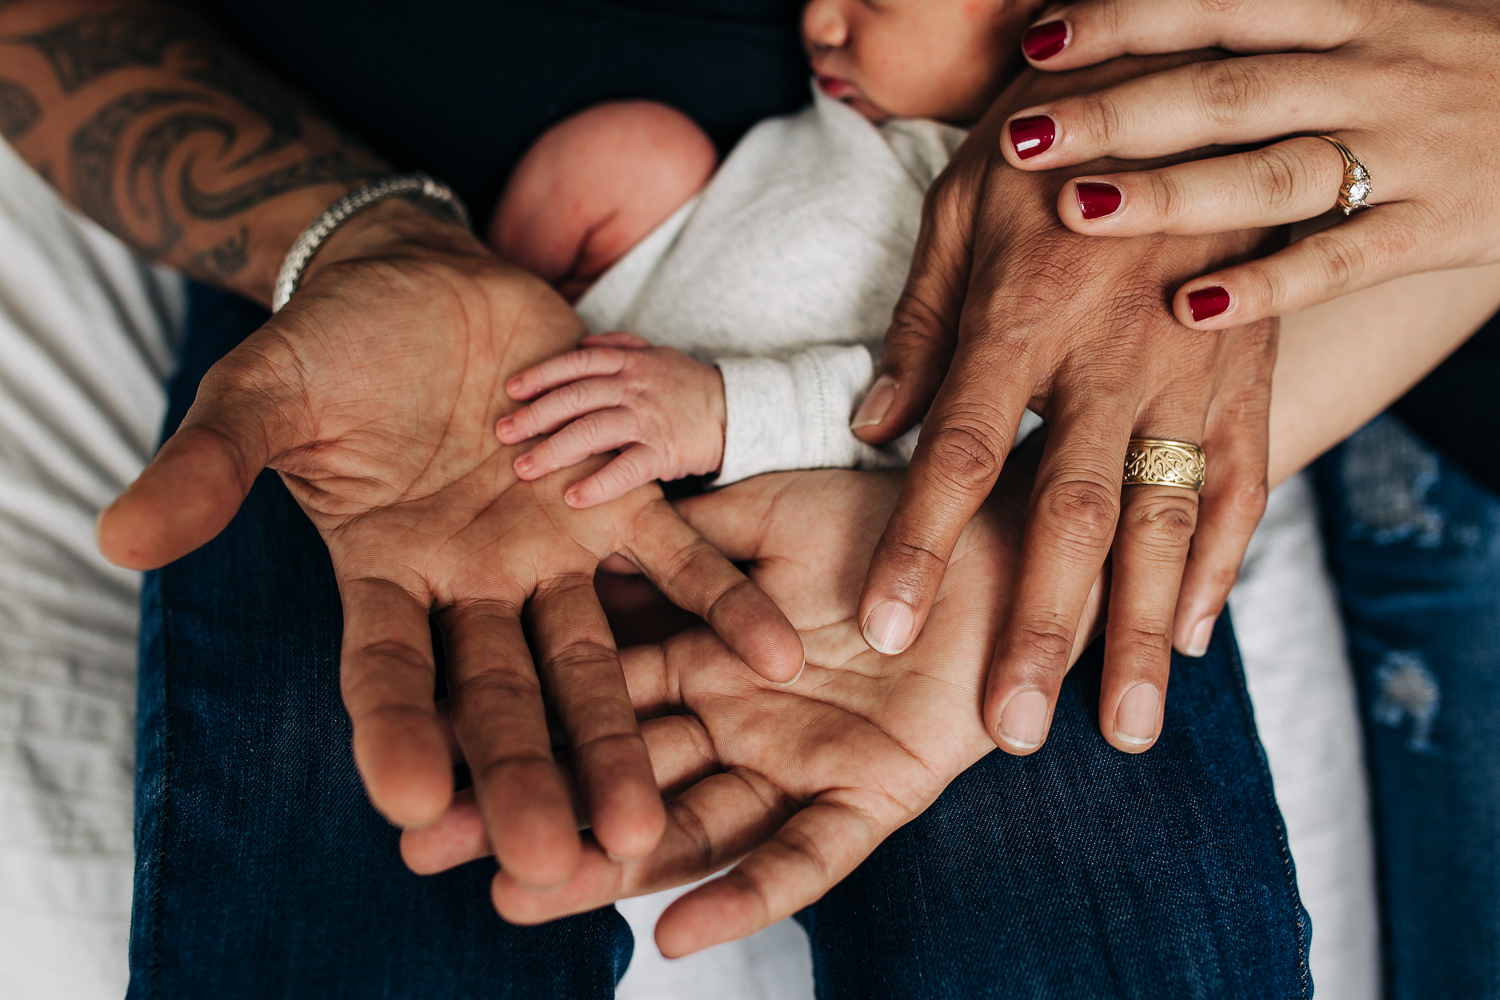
[1114,683,1162,746]
[777,658,808,688]
[496,417,515,439]
[506,377,524,397]
[1184,614,1217,658]
[851,375,897,430]
[513,454,533,474]
[998,690,1050,750]
[1022,20,1068,60]
[1187,286,1231,322]
[1076,181,1121,220]
[862,601,915,655]
[565,489,582,506]
[1009,115,1055,160]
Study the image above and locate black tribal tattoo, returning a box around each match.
[5,5,384,281]
[0,77,39,139]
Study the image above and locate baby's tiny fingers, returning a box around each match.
[514,408,640,481]
[498,378,626,443]
[506,348,633,401]
[565,445,662,508]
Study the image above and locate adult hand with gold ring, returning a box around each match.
[1004,0,1500,329]
[854,51,1280,757]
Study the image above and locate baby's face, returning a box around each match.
[802,0,1042,123]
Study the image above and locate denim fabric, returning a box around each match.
[1316,414,1500,999]
[128,283,1311,999]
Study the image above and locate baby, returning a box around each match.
[490,0,1047,507]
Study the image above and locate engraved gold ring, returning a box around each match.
[1123,439,1206,493]
[1316,136,1373,216]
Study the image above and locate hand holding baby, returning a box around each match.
[498,331,727,508]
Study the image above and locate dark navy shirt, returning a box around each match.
[197,0,808,221]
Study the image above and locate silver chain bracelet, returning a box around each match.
[270,172,471,313]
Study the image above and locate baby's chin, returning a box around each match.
[815,75,892,123]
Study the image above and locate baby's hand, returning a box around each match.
[497,332,727,507]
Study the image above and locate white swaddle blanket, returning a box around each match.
[0,89,1375,999]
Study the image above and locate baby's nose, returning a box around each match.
[801,0,849,49]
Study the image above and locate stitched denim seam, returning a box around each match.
[146,592,173,997]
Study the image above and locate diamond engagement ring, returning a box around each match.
[1122,439,1206,493]
[1317,136,1373,216]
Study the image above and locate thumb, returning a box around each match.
[97,351,300,570]
[853,176,975,445]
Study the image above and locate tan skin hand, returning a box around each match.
[499,331,729,507]
[851,51,1279,757]
[1009,0,1500,329]
[402,453,1103,955]
[97,201,803,892]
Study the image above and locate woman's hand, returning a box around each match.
[402,458,1101,953]
[1007,0,1500,328]
[96,206,803,891]
[853,53,1278,757]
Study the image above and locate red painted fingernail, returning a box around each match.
[1009,116,1055,160]
[1022,20,1068,61]
[1188,286,1231,322]
[1076,182,1121,220]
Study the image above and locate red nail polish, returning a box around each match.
[1076,182,1121,220]
[1009,115,1055,160]
[1022,21,1068,61]
[1187,287,1231,322]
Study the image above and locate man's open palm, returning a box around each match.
[96,238,802,889]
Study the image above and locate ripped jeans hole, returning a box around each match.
[1371,651,1441,752]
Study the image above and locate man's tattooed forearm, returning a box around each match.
[0,77,40,139]
[71,88,375,256]
[12,10,194,93]
[69,88,207,252]
[191,223,249,279]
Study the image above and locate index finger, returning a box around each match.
[856,335,1032,655]
[1020,0,1366,71]
[621,499,804,683]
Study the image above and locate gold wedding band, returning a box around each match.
[1123,439,1206,493]
[1317,135,1373,216]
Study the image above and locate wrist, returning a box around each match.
[300,196,490,288]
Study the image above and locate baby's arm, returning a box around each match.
[490,102,717,302]
[499,333,727,507]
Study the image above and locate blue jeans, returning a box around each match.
[1316,414,1500,999]
[127,285,1312,999]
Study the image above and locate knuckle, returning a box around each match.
[1077,92,1125,149]
[1197,0,1253,15]
[1220,476,1268,528]
[1317,235,1366,290]
[1117,619,1173,661]
[1144,169,1185,224]
[1013,617,1076,666]
[1244,147,1302,216]
[1043,478,1121,542]
[1124,491,1198,550]
[1193,59,1268,127]
[924,422,1006,494]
